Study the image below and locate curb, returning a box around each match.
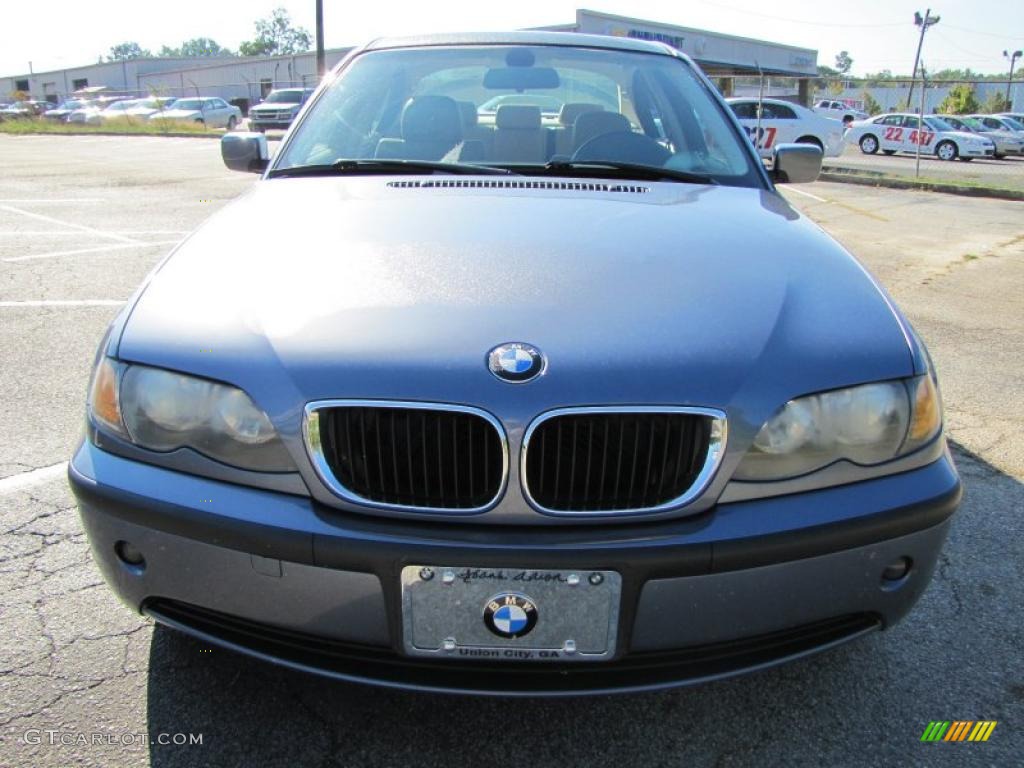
[819,168,1024,202]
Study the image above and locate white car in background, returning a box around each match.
[846,113,994,161]
[149,97,241,129]
[940,114,1023,158]
[969,114,1024,143]
[812,99,869,126]
[68,98,134,125]
[122,97,178,119]
[727,97,846,158]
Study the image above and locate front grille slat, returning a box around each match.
[525,410,718,513]
[314,404,504,511]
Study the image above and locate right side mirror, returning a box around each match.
[221,132,269,173]
[771,143,823,184]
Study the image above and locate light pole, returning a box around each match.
[906,9,940,109]
[1006,49,1022,109]
[315,0,325,80]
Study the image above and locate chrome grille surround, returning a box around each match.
[304,400,509,515]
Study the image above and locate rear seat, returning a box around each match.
[493,105,546,163]
[552,103,605,157]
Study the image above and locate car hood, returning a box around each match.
[118,177,915,435]
[252,103,300,111]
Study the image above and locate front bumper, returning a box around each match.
[69,440,960,695]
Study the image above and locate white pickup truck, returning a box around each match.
[813,99,869,126]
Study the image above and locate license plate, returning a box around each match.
[400,566,621,662]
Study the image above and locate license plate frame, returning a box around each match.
[400,566,622,663]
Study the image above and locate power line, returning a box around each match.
[686,0,905,28]
[943,24,1024,40]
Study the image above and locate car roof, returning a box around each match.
[361,30,680,57]
[725,97,801,106]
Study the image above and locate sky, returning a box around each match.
[4,0,1022,77]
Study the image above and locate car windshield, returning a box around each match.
[103,100,137,112]
[275,45,760,187]
[265,90,304,103]
[957,117,983,131]
[925,117,954,132]
[173,99,204,110]
[1001,116,1024,131]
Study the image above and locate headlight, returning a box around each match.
[734,375,941,481]
[88,359,294,472]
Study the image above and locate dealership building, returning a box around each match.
[2,9,818,106]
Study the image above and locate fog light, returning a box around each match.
[881,556,912,582]
[114,540,146,569]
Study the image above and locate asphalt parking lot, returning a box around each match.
[1,134,1022,767]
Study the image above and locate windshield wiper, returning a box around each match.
[539,159,717,185]
[267,159,515,178]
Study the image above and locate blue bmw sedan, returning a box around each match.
[70,32,960,695]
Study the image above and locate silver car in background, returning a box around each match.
[938,115,1023,157]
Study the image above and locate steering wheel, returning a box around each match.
[571,131,673,166]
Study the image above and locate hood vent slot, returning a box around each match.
[387,179,649,194]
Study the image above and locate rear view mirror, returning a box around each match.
[771,143,822,184]
[483,67,560,90]
[221,132,269,173]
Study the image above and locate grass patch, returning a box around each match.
[0,117,222,137]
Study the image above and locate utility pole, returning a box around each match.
[315,0,325,80]
[916,64,926,179]
[906,9,940,109]
[1006,49,1023,108]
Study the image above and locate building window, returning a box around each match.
[15,78,29,92]
[260,79,273,98]
[72,78,88,90]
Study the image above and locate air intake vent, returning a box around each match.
[387,179,649,194]
[306,402,506,513]
[522,408,725,515]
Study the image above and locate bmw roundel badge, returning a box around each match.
[487,342,545,383]
[483,593,538,639]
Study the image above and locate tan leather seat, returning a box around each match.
[493,105,545,163]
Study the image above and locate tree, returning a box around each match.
[937,84,980,115]
[159,38,234,57]
[861,90,883,115]
[108,42,151,61]
[239,8,311,57]
[981,90,1011,113]
[834,51,853,75]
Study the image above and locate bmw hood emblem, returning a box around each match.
[483,593,538,638]
[487,342,545,383]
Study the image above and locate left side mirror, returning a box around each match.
[221,132,269,173]
[771,143,823,184]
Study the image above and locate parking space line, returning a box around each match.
[0,231,189,236]
[782,187,828,203]
[3,240,179,263]
[0,199,105,204]
[0,204,143,245]
[0,300,125,307]
[0,462,68,496]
